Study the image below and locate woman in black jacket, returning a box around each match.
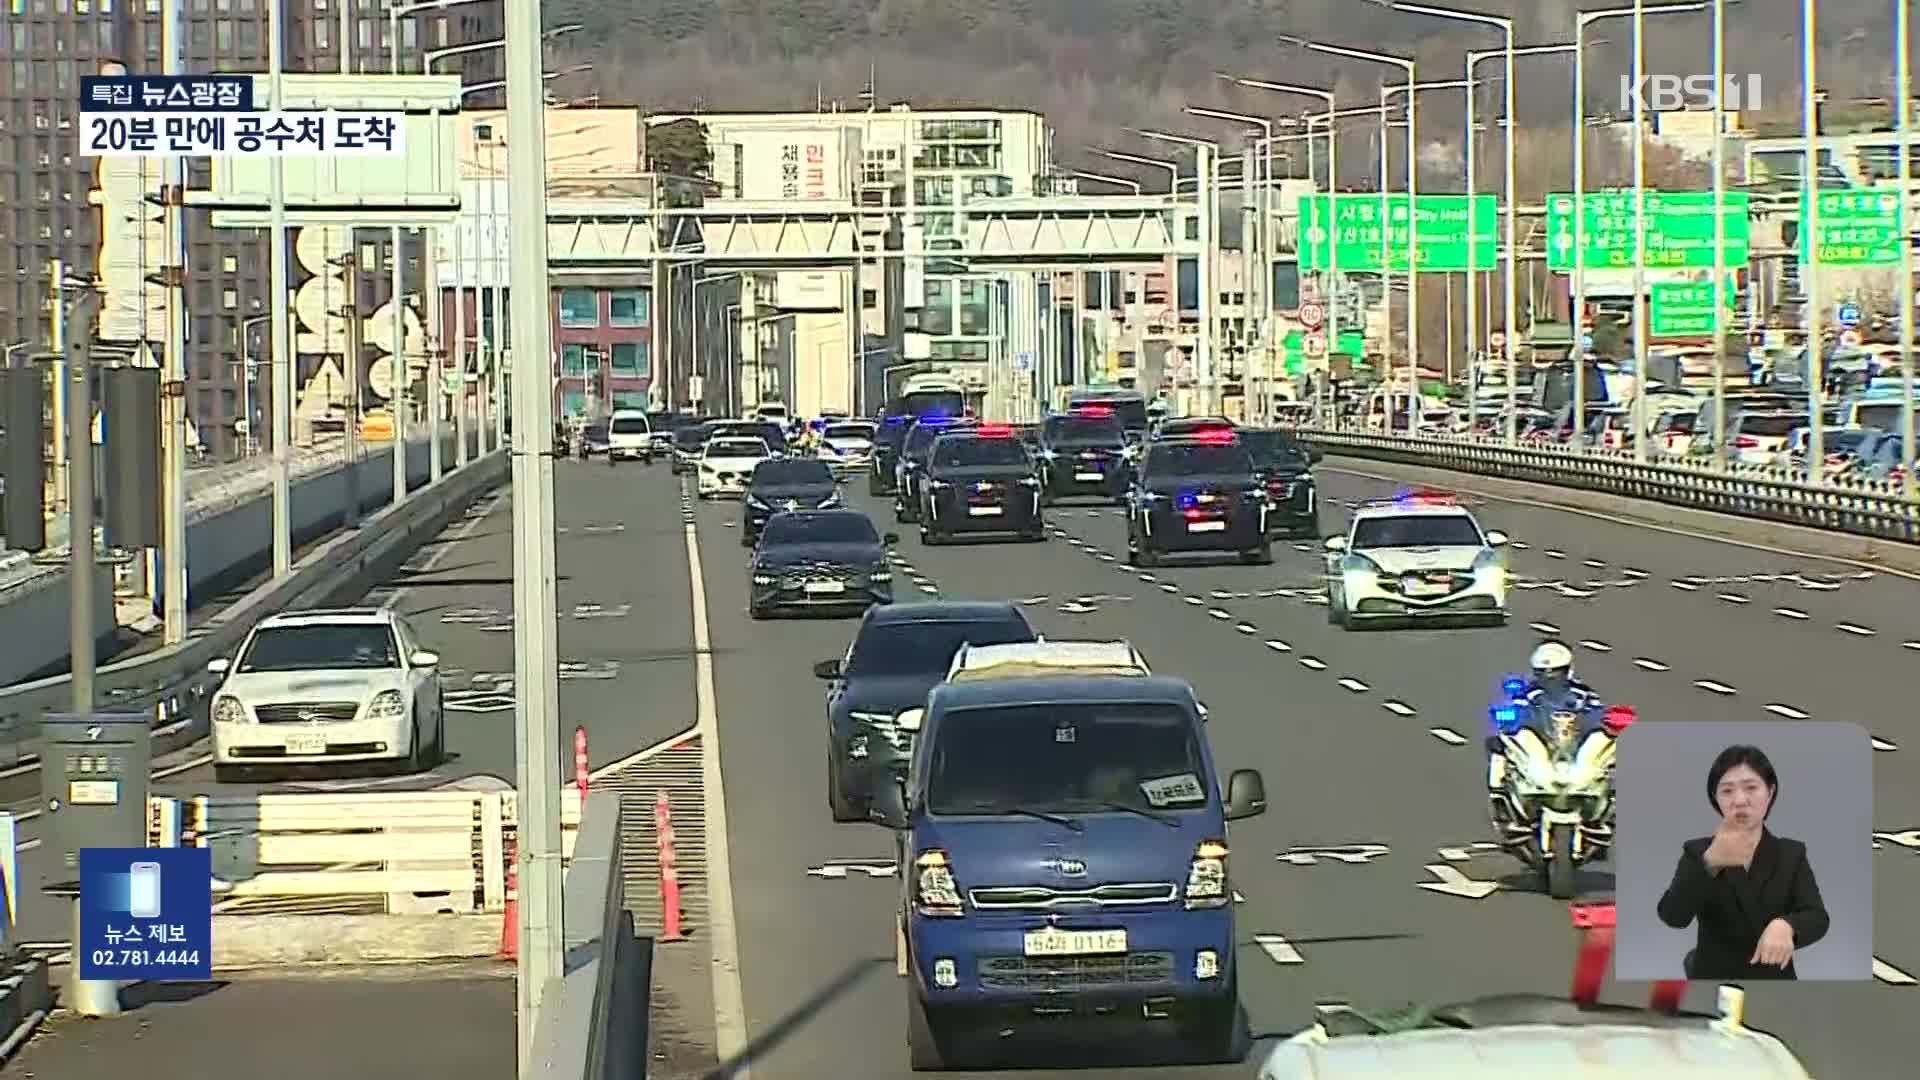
[1656,744,1829,979]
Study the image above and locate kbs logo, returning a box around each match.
[1618,74,1763,112]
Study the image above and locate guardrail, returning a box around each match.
[147,789,582,912]
[0,447,508,806]
[1290,424,1920,545]
[526,789,651,1080]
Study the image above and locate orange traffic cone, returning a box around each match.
[500,840,519,960]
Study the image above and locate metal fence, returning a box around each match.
[1288,424,1920,544]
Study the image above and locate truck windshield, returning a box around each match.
[925,703,1209,815]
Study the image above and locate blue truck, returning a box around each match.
[868,672,1267,1069]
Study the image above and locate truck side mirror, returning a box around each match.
[1224,769,1267,820]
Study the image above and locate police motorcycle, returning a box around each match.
[1485,673,1634,899]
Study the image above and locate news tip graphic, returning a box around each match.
[79,72,405,158]
[1612,721,1873,982]
[79,847,214,981]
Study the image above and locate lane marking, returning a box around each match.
[1622,567,1650,578]
[1634,658,1670,672]
[1871,737,1898,752]
[1764,704,1811,720]
[1254,933,1304,965]
[1265,640,1292,653]
[1873,958,1917,986]
[1382,701,1416,716]
[1160,583,1178,593]
[1207,609,1232,620]
[1529,622,1560,635]
[1544,550,1567,559]
[1837,623,1877,636]
[1905,641,1920,651]
[1138,573,1157,582]
[682,512,752,1072]
[1336,677,1369,693]
[1578,640,1612,652]
[1671,581,1699,591]
[1695,679,1738,695]
[1774,608,1809,620]
[1417,864,1500,899]
[1236,623,1258,634]
[1719,594,1750,604]
[1428,727,1468,746]
[1183,596,1204,606]
[1297,657,1327,670]
[1583,558,1606,568]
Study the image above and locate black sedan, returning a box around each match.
[1125,434,1273,566]
[917,426,1046,544]
[742,458,842,545]
[892,416,974,524]
[1238,427,1321,537]
[748,510,896,620]
[1036,409,1131,503]
[576,422,611,459]
[669,422,711,475]
[811,600,1038,820]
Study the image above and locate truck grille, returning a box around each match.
[254,701,361,724]
[978,951,1175,990]
[968,883,1178,910]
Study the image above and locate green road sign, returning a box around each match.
[1280,329,1365,374]
[1297,194,1497,273]
[1799,187,1903,266]
[1649,278,1737,337]
[1545,191,1750,271]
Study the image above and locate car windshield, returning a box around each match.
[1237,429,1308,466]
[674,426,710,448]
[845,618,1033,678]
[1045,415,1123,445]
[906,423,967,455]
[924,703,1209,815]
[238,623,401,672]
[1738,414,1804,437]
[1351,514,1484,549]
[752,459,833,485]
[933,436,1029,467]
[824,422,876,441]
[763,514,877,546]
[1146,443,1252,476]
[709,438,768,457]
[1660,413,1697,434]
[583,423,609,439]
[609,416,648,434]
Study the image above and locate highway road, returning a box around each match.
[690,456,1912,1077]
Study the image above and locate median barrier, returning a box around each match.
[1290,425,1920,565]
[0,446,508,806]
[526,790,652,1080]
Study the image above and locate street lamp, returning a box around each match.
[1071,171,1141,194]
[459,64,591,99]
[423,24,580,69]
[237,314,272,455]
[1898,0,1916,500]
[1135,129,1222,412]
[1186,106,1278,417]
[1283,36,1418,429]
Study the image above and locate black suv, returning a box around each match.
[916,426,1046,545]
[868,416,914,496]
[1125,433,1273,566]
[742,457,841,545]
[1037,409,1131,503]
[893,417,974,524]
[1237,427,1321,537]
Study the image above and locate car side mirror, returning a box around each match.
[410,651,440,668]
[1484,530,1509,546]
[1323,535,1348,552]
[206,657,231,675]
[883,532,900,545]
[1224,769,1268,820]
[869,779,910,829]
[813,659,842,680]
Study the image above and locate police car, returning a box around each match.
[1323,492,1510,629]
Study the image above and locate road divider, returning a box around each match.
[0,447,506,806]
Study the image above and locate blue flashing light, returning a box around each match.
[1490,705,1521,734]
[1176,490,1199,509]
[884,415,910,425]
[1501,677,1526,698]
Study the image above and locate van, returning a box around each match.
[606,409,654,462]
[870,673,1266,1069]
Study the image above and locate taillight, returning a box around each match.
[1185,840,1229,908]
[1734,436,1760,449]
[912,849,963,916]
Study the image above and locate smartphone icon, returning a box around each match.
[128,862,163,920]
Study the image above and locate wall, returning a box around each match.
[0,435,461,688]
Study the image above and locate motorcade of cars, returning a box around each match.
[1124,431,1273,566]
[816,419,879,479]
[1323,492,1510,629]
[742,457,841,545]
[916,424,1046,544]
[1036,406,1132,503]
[1235,427,1320,537]
[893,416,976,524]
[697,436,773,499]
[747,509,896,620]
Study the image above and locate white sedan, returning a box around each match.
[207,608,445,781]
[697,436,773,499]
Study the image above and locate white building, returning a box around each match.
[652,106,1054,414]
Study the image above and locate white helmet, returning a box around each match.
[1530,641,1574,677]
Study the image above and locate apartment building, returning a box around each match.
[2,0,501,457]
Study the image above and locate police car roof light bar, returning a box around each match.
[1192,429,1237,445]
[1072,405,1114,416]
[975,424,1014,437]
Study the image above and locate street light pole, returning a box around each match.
[1186,106,1276,420]
[1632,0,1652,463]
[1134,131,1221,413]
[1800,0,1824,475]
[268,0,291,577]
[1899,0,1916,500]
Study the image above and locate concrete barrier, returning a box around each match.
[0,447,507,802]
[0,434,473,688]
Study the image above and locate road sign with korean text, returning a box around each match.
[1297,194,1498,273]
[1799,188,1903,266]
[1649,278,1737,337]
[1545,191,1750,271]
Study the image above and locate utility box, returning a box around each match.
[39,714,152,883]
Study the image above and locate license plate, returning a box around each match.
[1403,578,1449,596]
[968,505,1003,516]
[804,581,847,595]
[1186,520,1227,532]
[1024,927,1128,957]
[1074,471,1103,482]
[286,733,328,755]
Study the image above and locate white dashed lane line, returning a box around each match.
[1775,608,1809,620]
[1765,704,1811,719]
[1265,640,1292,653]
[1671,581,1700,591]
[1428,727,1468,746]
[1635,658,1671,672]
[1719,594,1750,604]
[1236,623,1258,635]
[1695,679,1738,695]
[1298,657,1328,671]
[1577,640,1612,653]
[1529,622,1560,635]
[1207,609,1232,620]
[1837,623,1877,636]
[1336,677,1370,693]
[1383,701,1416,717]
[1872,736,1899,752]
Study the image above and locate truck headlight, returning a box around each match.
[212,696,248,724]
[1185,840,1229,908]
[913,849,964,916]
[367,690,406,719]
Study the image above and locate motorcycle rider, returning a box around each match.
[1486,641,1606,793]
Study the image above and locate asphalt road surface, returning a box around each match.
[695,457,1912,1078]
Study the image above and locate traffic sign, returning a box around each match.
[1302,332,1327,358]
[1836,301,1862,327]
[1545,191,1750,271]
[1299,302,1325,329]
[1297,194,1498,272]
[1648,278,1736,337]
[1801,188,1903,266]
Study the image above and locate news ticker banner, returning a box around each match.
[80,73,404,158]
